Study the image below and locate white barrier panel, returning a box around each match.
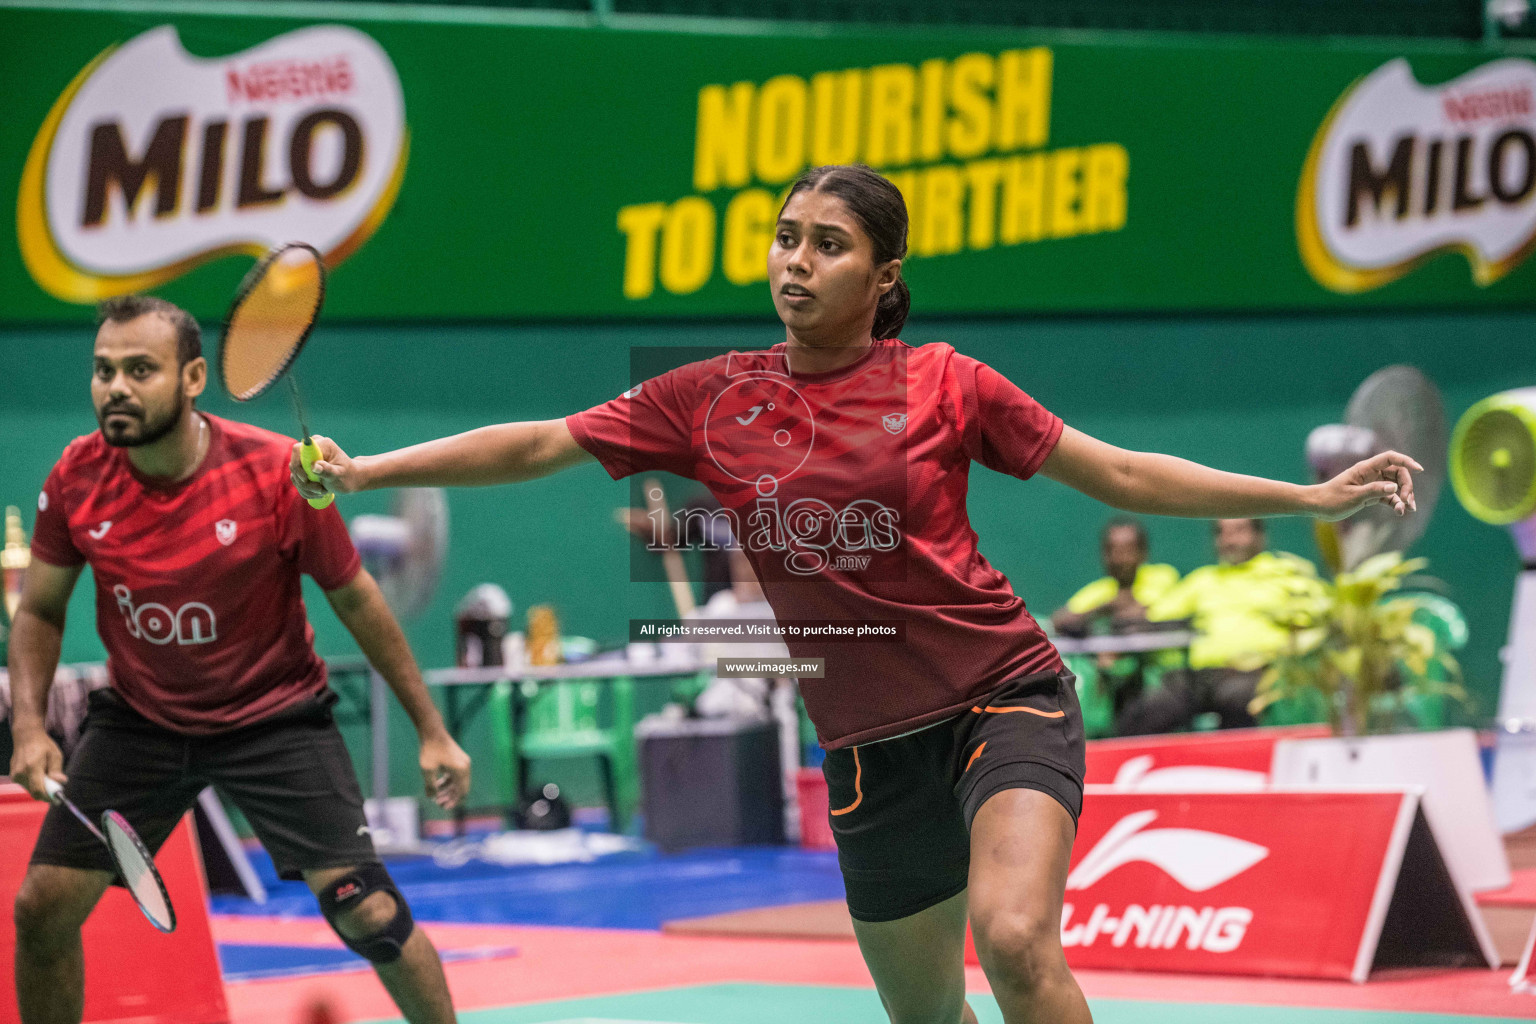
[1272,729,1511,893]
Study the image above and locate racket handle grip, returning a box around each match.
[43,777,63,803]
[299,438,336,510]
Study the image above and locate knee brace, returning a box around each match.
[317,862,414,964]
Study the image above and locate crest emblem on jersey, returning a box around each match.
[882,412,908,435]
[216,519,238,546]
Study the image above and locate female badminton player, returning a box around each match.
[293,164,1420,1024]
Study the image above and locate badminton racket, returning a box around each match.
[220,242,334,509]
[44,778,176,933]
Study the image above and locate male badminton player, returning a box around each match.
[293,164,1420,1024]
[9,295,470,1024]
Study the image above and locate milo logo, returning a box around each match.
[1298,57,1536,292]
[18,24,407,302]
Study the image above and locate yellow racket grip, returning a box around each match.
[299,438,336,509]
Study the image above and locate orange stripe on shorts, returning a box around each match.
[965,741,988,773]
[969,705,1065,718]
[830,746,863,816]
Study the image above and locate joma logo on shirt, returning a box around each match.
[113,585,217,646]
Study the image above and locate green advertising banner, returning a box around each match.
[2,1,1535,322]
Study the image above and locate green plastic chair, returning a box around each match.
[1257,688,1329,727]
[513,675,639,833]
[1401,592,1469,731]
[1068,654,1117,740]
[1068,649,1186,738]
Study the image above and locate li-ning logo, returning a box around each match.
[215,519,238,546]
[113,584,217,646]
[1066,810,1269,892]
[1110,756,1268,792]
[1299,57,1536,292]
[1061,902,1255,954]
[18,24,407,303]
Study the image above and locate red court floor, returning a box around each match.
[214,916,1536,1023]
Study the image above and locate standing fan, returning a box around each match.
[349,489,450,847]
[1450,390,1536,832]
[350,488,450,623]
[1306,365,1449,572]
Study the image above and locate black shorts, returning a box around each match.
[822,669,1085,924]
[31,688,377,881]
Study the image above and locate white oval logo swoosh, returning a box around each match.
[1067,810,1270,892]
[1111,755,1269,792]
[19,24,407,302]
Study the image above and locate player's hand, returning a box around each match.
[9,727,66,802]
[419,730,472,810]
[1310,450,1423,522]
[289,435,364,499]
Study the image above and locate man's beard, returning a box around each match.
[97,390,185,448]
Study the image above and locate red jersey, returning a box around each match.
[30,415,361,734]
[567,338,1065,748]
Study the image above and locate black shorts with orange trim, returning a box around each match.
[30,689,378,882]
[821,668,1085,923]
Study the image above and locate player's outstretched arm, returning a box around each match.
[7,559,82,800]
[1040,425,1422,522]
[290,419,593,500]
[325,568,472,809]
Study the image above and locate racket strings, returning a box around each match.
[222,244,325,401]
[104,813,175,932]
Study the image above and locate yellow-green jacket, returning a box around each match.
[1064,563,1181,615]
[1147,552,1324,671]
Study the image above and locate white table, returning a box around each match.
[1050,630,1196,656]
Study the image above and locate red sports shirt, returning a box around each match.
[30,415,361,734]
[567,338,1065,748]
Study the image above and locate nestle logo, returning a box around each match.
[1443,86,1533,123]
[226,55,355,104]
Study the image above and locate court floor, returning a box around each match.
[213,842,1536,1024]
[359,983,1536,1024]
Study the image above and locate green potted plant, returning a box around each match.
[1249,552,1469,736]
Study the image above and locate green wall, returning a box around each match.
[3,311,1531,809]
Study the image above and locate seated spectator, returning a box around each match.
[1051,518,1179,735]
[1120,518,1324,734]
[1051,517,1179,637]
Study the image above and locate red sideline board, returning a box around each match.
[0,784,228,1024]
[1085,725,1331,790]
[965,787,1497,980]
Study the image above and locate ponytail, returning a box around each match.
[872,277,910,341]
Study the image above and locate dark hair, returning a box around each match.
[1102,515,1149,549]
[1213,517,1265,533]
[782,164,910,340]
[97,294,201,366]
